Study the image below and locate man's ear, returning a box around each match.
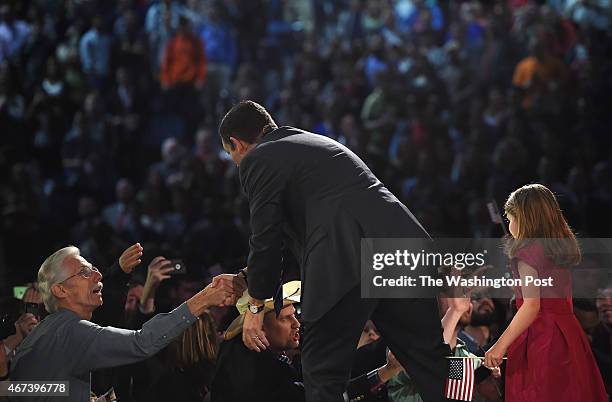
[50,283,69,300]
[227,137,237,151]
[230,136,248,153]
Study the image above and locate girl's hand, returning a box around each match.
[484,342,507,369]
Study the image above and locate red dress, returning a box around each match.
[506,243,608,402]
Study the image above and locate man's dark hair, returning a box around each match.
[218,100,277,148]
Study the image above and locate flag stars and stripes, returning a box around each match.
[445,358,474,401]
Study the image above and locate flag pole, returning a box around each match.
[487,200,508,236]
[445,356,507,360]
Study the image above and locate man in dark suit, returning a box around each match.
[212,281,405,402]
[219,100,450,402]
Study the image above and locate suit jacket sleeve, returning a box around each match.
[240,152,287,300]
[346,370,386,402]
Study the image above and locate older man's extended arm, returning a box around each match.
[72,302,195,373]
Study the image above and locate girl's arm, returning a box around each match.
[484,261,540,367]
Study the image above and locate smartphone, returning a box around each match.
[13,286,27,300]
[24,302,46,320]
[168,259,187,275]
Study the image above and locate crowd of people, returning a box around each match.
[1,0,611,400]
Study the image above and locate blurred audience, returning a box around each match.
[0,0,611,399]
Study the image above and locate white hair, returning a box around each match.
[37,246,80,313]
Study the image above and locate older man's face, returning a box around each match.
[59,254,104,312]
[264,304,300,352]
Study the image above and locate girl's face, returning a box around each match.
[507,213,518,238]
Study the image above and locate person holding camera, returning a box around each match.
[0,311,38,380]
[0,284,42,379]
[139,256,177,315]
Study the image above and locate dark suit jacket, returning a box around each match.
[211,337,305,402]
[210,337,391,402]
[239,127,430,322]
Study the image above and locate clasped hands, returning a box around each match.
[203,273,248,308]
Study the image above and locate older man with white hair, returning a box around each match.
[9,246,241,401]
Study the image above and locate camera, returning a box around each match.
[168,259,187,275]
[24,302,46,319]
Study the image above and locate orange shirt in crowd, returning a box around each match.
[512,55,567,109]
[160,32,207,88]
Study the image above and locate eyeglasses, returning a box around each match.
[57,265,101,284]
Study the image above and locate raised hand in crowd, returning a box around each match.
[442,289,472,348]
[118,242,144,273]
[14,313,38,339]
[140,256,175,314]
[446,291,472,315]
[1,313,39,358]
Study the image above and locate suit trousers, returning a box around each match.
[301,285,451,402]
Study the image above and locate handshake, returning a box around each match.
[204,273,248,307]
[185,272,248,316]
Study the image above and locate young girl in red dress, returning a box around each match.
[484,184,607,401]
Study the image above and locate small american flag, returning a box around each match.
[445,358,474,401]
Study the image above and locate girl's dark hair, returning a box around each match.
[504,184,581,267]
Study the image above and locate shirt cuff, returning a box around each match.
[366,369,385,394]
[174,302,197,323]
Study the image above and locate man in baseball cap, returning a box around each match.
[211,281,303,402]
